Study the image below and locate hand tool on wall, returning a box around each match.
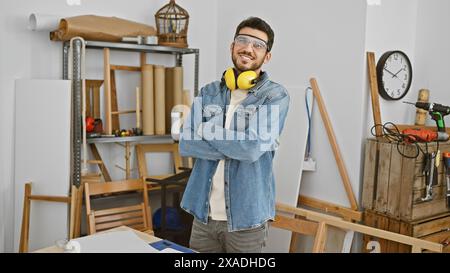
[404,101,450,132]
[422,152,436,202]
[443,152,450,208]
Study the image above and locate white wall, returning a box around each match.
[414,0,450,113]
[0,0,217,252]
[364,0,419,132]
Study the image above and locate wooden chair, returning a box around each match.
[84,179,153,235]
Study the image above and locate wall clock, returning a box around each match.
[376,50,413,100]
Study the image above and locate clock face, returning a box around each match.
[376,51,413,100]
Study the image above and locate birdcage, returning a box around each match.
[155,0,189,48]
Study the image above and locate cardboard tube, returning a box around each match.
[165,67,175,133]
[173,66,183,107]
[154,65,166,135]
[136,87,141,129]
[142,64,154,135]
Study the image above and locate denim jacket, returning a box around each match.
[179,72,290,231]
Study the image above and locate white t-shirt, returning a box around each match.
[209,89,249,220]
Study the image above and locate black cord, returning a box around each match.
[370,122,432,159]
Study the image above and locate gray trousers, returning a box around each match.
[189,218,268,253]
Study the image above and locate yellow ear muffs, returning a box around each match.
[223,68,258,91]
[237,70,258,90]
[224,68,237,91]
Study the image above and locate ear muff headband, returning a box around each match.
[223,68,258,91]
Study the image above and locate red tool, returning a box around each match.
[402,128,449,143]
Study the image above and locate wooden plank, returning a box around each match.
[271,215,318,236]
[377,213,390,253]
[110,65,141,72]
[387,144,403,218]
[103,48,112,135]
[362,211,375,253]
[96,217,144,231]
[367,52,383,139]
[398,221,412,253]
[276,203,443,252]
[375,142,392,213]
[362,140,378,210]
[110,70,120,131]
[28,195,70,203]
[88,179,142,195]
[89,144,111,182]
[298,195,362,222]
[420,230,450,253]
[399,145,416,221]
[111,110,138,115]
[411,199,449,222]
[386,218,400,253]
[312,222,328,253]
[19,183,32,253]
[96,211,143,224]
[413,215,450,237]
[310,78,358,210]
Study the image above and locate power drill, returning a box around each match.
[404,101,450,132]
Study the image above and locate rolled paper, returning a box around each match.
[154,65,166,135]
[165,67,175,133]
[28,13,60,31]
[173,66,183,107]
[142,64,154,135]
[136,87,141,129]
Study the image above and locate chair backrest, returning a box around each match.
[135,143,183,179]
[84,179,152,235]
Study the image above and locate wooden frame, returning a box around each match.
[104,49,147,135]
[274,203,443,253]
[135,143,182,179]
[84,179,153,235]
[19,183,70,253]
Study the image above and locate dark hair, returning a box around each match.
[234,17,274,52]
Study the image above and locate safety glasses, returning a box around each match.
[234,35,268,51]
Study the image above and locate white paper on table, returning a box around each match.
[73,230,159,253]
[159,248,182,253]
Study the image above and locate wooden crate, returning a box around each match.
[362,138,450,222]
[363,210,450,253]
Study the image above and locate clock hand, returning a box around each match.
[384,68,397,77]
[393,68,404,78]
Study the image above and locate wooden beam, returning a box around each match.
[312,222,328,253]
[110,65,141,72]
[309,78,359,210]
[271,215,318,236]
[28,195,70,203]
[276,203,443,252]
[367,52,383,139]
[298,195,362,222]
[103,48,112,135]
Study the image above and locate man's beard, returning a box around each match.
[232,51,265,72]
